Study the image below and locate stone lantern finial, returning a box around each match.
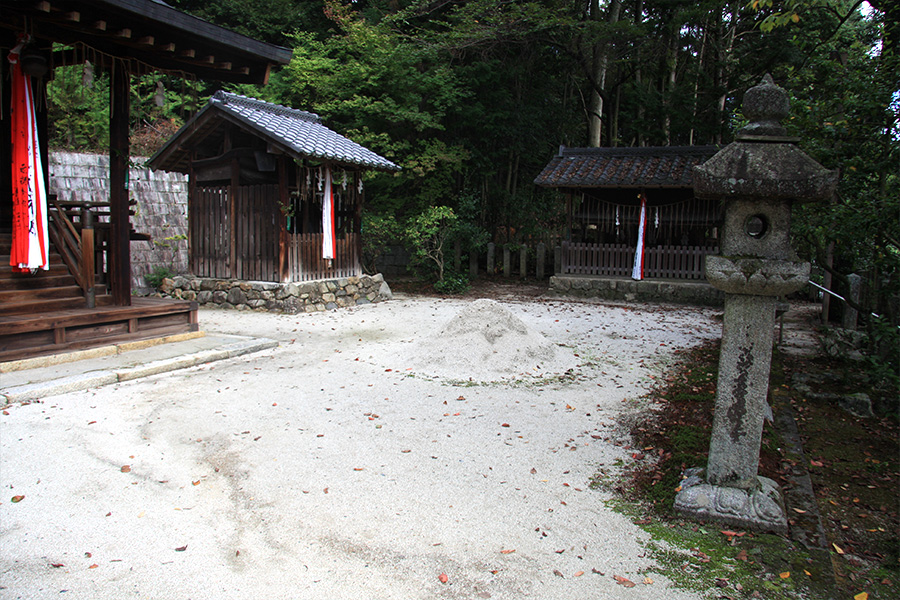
[737,74,795,141]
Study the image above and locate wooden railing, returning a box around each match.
[560,242,717,280]
[289,233,361,282]
[47,199,86,289]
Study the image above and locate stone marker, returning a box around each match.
[674,74,837,533]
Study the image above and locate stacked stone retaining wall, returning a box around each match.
[157,274,392,313]
[550,275,725,306]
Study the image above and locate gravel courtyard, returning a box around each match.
[1,293,722,599]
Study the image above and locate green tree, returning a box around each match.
[404,205,458,282]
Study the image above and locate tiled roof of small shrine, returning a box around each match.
[534,145,718,189]
[149,91,400,173]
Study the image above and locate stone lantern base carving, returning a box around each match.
[674,468,788,534]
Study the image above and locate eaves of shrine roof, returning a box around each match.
[534,146,719,189]
[149,91,401,174]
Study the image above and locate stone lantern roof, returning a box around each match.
[693,75,837,203]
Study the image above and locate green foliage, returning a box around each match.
[47,63,110,151]
[361,212,402,275]
[433,271,470,295]
[144,265,175,290]
[403,205,458,282]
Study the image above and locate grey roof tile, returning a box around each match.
[212,91,400,171]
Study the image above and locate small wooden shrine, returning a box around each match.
[535,146,721,280]
[149,92,400,283]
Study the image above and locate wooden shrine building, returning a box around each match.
[1,0,290,362]
[148,92,400,284]
[535,146,721,280]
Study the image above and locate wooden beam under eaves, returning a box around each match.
[216,61,232,71]
[64,11,80,22]
[115,28,132,39]
[158,42,176,52]
[94,20,107,31]
[201,55,214,64]
[36,2,50,13]
[179,49,195,58]
[137,36,154,46]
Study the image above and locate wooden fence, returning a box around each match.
[560,242,716,280]
[191,185,363,282]
[288,233,361,282]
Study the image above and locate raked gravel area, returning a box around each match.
[1,294,721,599]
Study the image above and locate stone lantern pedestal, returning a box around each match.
[673,75,837,533]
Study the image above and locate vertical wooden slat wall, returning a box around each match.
[560,243,717,279]
[287,233,361,282]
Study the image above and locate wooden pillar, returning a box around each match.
[229,156,239,279]
[109,58,131,306]
[277,157,290,282]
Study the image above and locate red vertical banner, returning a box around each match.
[321,166,336,260]
[631,193,647,281]
[8,37,49,273]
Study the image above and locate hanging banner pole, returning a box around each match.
[322,166,336,261]
[8,35,49,273]
[631,193,647,281]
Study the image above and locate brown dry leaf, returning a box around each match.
[438,573,448,584]
[88,564,99,569]
[643,577,654,585]
[574,571,584,577]
[779,572,791,579]
[500,549,515,554]
[614,575,636,588]
[853,593,869,600]
[11,495,24,503]
[120,465,131,473]
[736,549,748,561]
[553,569,565,578]
[50,563,65,568]
[175,545,188,552]
[192,480,201,486]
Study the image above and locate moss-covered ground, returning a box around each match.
[605,339,899,600]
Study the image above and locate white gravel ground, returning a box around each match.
[1,294,721,599]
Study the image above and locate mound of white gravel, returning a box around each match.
[409,298,578,381]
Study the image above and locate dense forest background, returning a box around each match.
[46,0,897,369]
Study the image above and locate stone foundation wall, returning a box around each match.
[550,275,725,306]
[49,152,190,292]
[157,274,393,313]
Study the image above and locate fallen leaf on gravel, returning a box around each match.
[809,459,824,467]
[438,573,448,583]
[643,577,654,584]
[854,593,868,600]
[592,568,604,575]
[553,569,564,578]
[833,543,845,555]
[192,480,201,486]
[50,563,64,568]
[736,550,748,561]
[323,488,329,494]
[175,545,188,552]
[791,507,807,514]
[120,465,131,473]
[779,572,790,579]
[574,571,584,577]
[501,423,510,428]
[88,564,98,569]
[11,495,24,503]
[614,575,636,587]
[500,549,515,554]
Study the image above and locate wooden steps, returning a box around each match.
[1,233,198,363]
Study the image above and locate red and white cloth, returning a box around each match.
[8,36,49,273]
[321,166,336,260]
[631,193,647,281]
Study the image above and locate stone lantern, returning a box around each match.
[674,74,837,532]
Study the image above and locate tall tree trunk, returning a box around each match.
[587,0,622,147]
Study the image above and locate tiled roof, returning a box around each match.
[149,92,400,173]
[534,145,718,188]
[212,92,400,171]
